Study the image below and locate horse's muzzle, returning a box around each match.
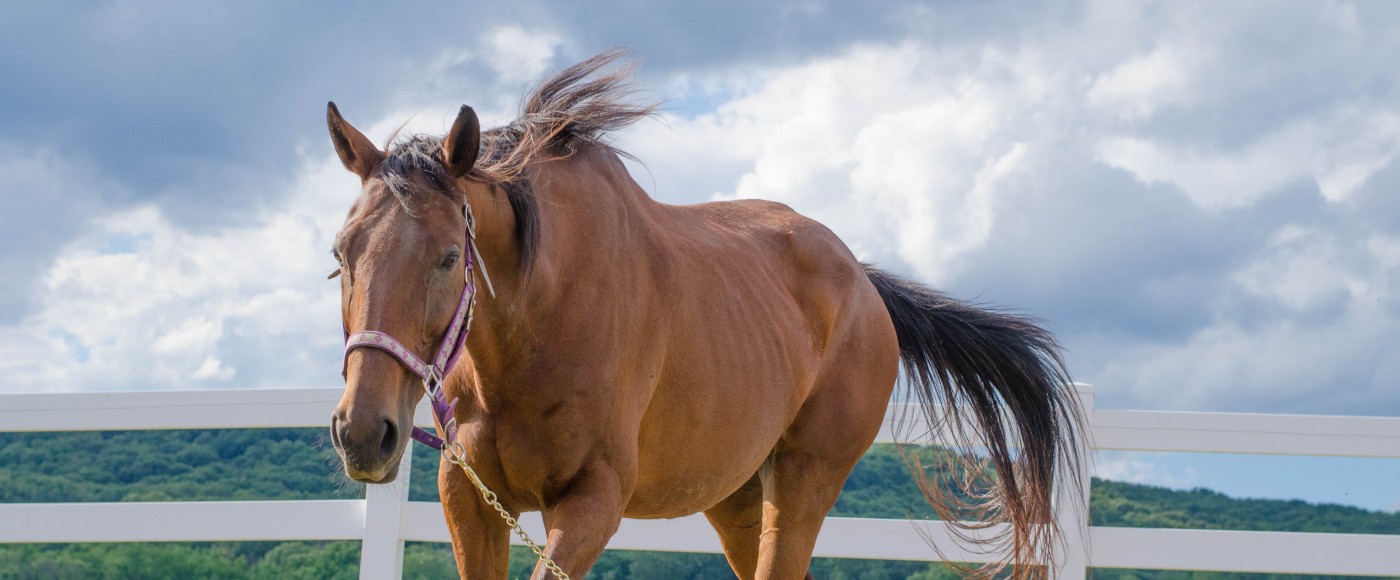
[331,410,403,483]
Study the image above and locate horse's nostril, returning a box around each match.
[330,416,345,449]
[379,419,397,458]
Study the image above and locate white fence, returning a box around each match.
[1,386,1398,578]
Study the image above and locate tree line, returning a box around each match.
[1,429,1394,579]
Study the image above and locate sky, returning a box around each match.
[1,1,1397,512]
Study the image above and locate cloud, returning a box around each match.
[1094,452,1198,488]
[482,26,562,85]
[631,42,1041,284]
[1094,225,1400,413]
[0,151,352,392]
[1096,106,1400,209]
[1233,226,1371,312]
[0,146,115,324]
[0,23,571,393]
[3,1,1400,424]
[1087,44,1202,121]
[605,2,1400,417]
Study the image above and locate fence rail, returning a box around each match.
[2,387,1398,578]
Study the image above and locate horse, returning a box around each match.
[327,50,1085,579]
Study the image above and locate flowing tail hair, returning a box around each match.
[864,265,1087,578]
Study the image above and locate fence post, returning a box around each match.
[1053,383,1094,580]
[360,448,412,580]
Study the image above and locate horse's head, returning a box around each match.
[325,102,482,483]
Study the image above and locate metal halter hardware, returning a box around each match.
[340,206,483,451]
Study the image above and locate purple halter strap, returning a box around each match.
[341,209,482,451]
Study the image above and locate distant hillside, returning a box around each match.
[1,429,1395,579]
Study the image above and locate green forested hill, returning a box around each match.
[1,429,1395,579]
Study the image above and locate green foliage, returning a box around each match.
[0,429,361,503]
[409,442,444,502]
[401,543,458,579]
[1090,479,1400,534]
[832,444,964,520]
[1089,570,1383,580]
[0,541,360,579]
[248,541,360,580]
[2,431,1396,579]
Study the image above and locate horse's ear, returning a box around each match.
[326,102,382,180]
[442,105,481,179]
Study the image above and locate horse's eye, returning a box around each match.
[328,250,345,280]
[439,251,460,270]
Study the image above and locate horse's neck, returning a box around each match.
[456,147,658,403]
[460,180,534,354]
[475,146,653,293]
[459,148,656,387]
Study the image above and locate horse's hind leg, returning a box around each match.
[755,310,899,579]
[704,472,764,580]
[752,446,850,580]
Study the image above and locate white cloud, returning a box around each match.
[192,355,235,382]
[848,91,1022,283]
[1095,452,1198,488]
[1370,234,1400,272]
[1088,44,1201,121]
[482,26,561,86]
[399,25,564,129]
[1096,106,1400,209]
[1233,226,1371,311]
[0,152,353,392]
[633,43,1040,284]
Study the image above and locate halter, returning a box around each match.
[336,205,571,578]
[340,206,490,452]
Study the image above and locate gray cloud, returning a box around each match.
[0,147,114,323]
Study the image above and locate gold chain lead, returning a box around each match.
[444,443,571,580]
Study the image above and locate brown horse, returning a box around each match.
[327,50,1085,579]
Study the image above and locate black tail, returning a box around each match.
[865,265,1086,578]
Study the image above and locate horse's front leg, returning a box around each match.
[440,455,513,579]
[531,467,627,580]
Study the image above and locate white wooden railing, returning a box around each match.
[2,386,1398,578]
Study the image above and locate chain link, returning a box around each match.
[443,442,571,580]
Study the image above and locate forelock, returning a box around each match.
[381,135,454,203]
